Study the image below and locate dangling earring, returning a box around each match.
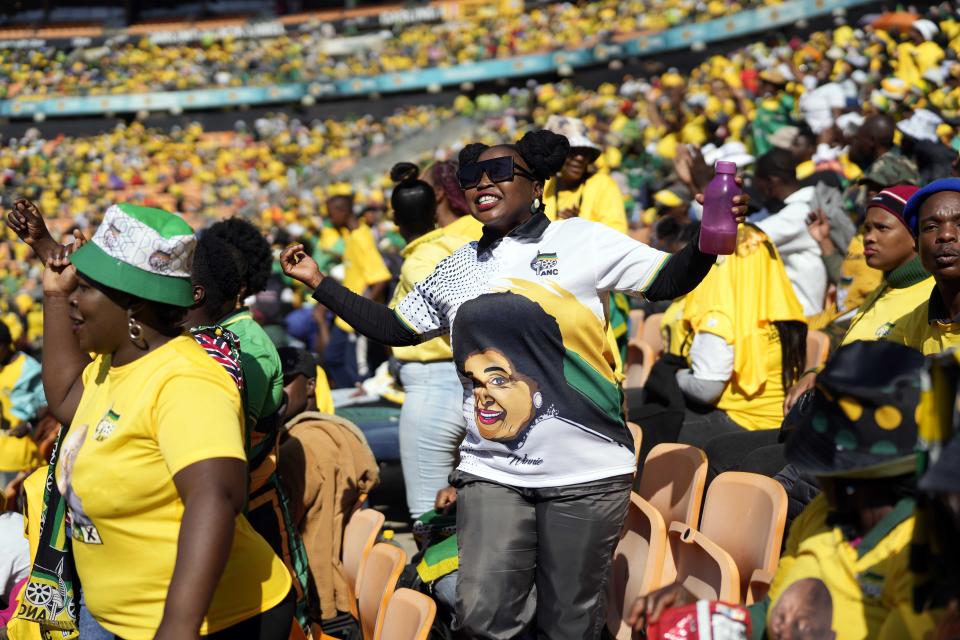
[533,391,543,409]
[128,316,145,345]
[530,198,542,214]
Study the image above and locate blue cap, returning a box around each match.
[903,178,960,236]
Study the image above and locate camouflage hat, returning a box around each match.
[860,150,920,188]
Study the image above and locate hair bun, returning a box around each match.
[516,130,570,179]
[390,162,420,184]
[458,143,489,168]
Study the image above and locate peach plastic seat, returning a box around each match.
[637,444,708,529]
[667,472,788,604]
[627,422,643,468]
[641,313,664,355]
[606,492,668,639]
[629,309,646,341]
[624,339,655,389]
[358,543,408,640]
[806,329,830,369]
[667,521,741,603]
[699,472,788,604]
[343,508,386,614]
[374,588,437,640]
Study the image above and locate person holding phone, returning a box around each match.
[280,129,749,639]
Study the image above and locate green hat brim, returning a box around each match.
[70,241,194,307]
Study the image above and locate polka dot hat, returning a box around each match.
[784,340,924,479]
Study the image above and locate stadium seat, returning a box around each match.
[667,521,741,603]
[606,492,668,639]
[629,309,646,341]
[624,313,665,389]
[637,444,708,530]
[641,313,664,355]
[627,422,643,469]
[374,588,437,640]
[698,472,788,604]
[624,339,655,389]
[343,508,386,616]
[358,543,408,640]
[806,329,831,370]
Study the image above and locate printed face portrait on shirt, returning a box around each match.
[453,289,629,451]
[769,578,835,640]
[463,347,541,442]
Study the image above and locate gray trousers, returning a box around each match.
[451,471,632,640]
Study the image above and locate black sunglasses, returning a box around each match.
[457,156,537,190]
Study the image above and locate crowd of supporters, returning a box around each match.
[0,0,773,98]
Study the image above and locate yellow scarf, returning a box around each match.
[684,225,806,396]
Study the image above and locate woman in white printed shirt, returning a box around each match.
[280,130,747,639]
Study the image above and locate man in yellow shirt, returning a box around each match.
[323,194,393,388]
[886,179,960,354]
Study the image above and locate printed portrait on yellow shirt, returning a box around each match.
[768,578,836,640]
[56,422,101,544]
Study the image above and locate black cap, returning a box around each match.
[785,340,924,479]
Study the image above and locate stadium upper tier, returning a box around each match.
[0,0,838,111]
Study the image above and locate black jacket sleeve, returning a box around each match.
[644,228,717,301]
[312,277,421,346]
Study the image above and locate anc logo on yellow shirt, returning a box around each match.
[94,409,120,442]
[530,252,559,277]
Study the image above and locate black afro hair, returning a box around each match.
[206,217,273,297]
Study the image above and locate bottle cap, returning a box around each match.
[715,160,738,174]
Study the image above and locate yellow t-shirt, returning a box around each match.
[336,223,392,332]
[661,295,693,357]
[543,172,628,233]
[842,277,934,345]
[714,324,786,431]
[389,215,483,362]
[0,353,44,473]
[57,336,291,639]
[765,495,919,640]
[885,297,960,355]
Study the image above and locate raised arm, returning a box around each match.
[280,244,421,347]
[41,242,91,425]
[7,199,60,263]
[594,182,749,302]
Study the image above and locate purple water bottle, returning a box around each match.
[698,160,741,255]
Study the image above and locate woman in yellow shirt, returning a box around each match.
[387,162,482,519]
[17,203,291,640]
[673,225,808,478]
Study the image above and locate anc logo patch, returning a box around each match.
[530,252,559,277]
[94,409,120,442]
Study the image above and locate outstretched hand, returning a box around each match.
[7,198,58,261]
[280,244,324,289]
[42,231,87,297]
[694,175,750,225]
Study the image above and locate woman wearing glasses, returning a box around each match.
[281,130,747,640]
